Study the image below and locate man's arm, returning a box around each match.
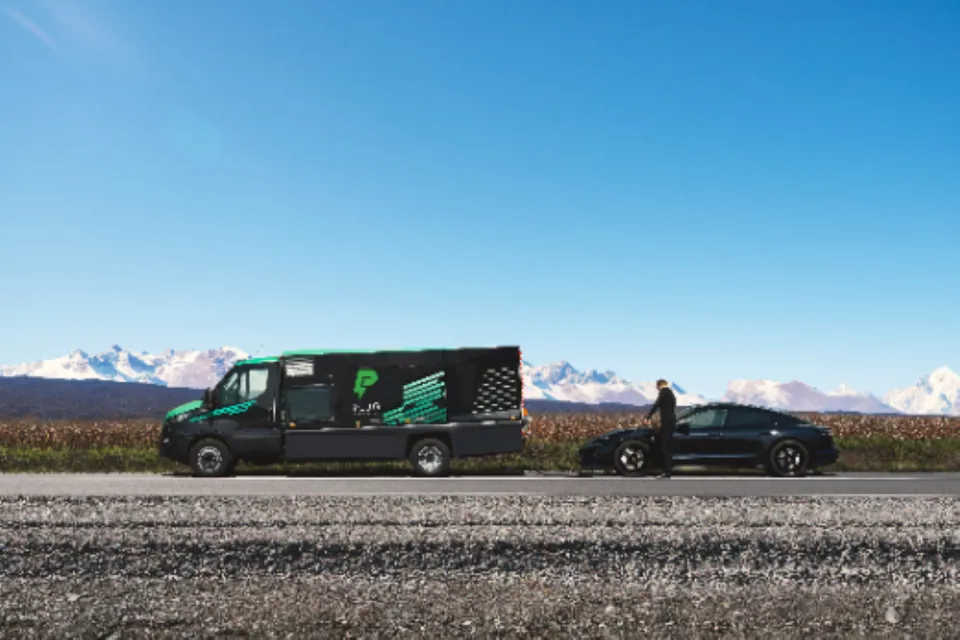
[646,389,663,419]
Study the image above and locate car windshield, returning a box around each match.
[676,406,698,420]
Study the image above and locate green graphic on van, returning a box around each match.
[354,368,379,399]
[383,371,446,425]
[188,400,257,422]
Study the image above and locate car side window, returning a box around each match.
[724,408,773,427]
[686,409,726,429]
[770,411,801,426]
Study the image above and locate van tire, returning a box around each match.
[189,438,234,478]
[409,438,452,478]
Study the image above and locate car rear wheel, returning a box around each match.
[188,438,234,478]
[613,439,650,477]
[409,438,452,478]
[768,439,809,477]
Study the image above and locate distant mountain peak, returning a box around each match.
[884,365,960,416]
[723,378,894,414]
[828,383,867,397]
[923,365,959,385]
[522,360,707,407]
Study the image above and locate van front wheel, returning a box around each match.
[189,438,234,478]
[409,438,451,478]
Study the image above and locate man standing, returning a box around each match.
[646,379,677,478]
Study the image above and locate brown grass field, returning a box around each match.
[0,412,956,449]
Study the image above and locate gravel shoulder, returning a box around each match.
[0,496,957,638]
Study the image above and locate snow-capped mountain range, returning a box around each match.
[521,360,709,407]
[1,346,958,416]
[0,345,247,390]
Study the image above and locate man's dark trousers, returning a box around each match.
[659,419,675,477]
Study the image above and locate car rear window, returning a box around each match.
[724,409,774,427]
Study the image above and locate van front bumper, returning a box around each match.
[158,432,191,463]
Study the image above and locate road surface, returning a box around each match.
[0,472,957,496]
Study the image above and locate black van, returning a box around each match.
[159,346,530,477]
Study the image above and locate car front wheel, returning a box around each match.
[768,439,809,477]
[613,439,650,477]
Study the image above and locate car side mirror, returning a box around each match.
[678,421,690,435]
[202,388,214,408]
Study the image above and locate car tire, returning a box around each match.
[767,439,809,477]
[188,438,234,478]
[612,439,650,477]
[409,438,452,478]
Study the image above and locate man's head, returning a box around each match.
[656,379,669,389]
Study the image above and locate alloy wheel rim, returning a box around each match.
[619,445,645,472]
[418,445,444,474]
[775,445,804,474]
[197,446,223,473]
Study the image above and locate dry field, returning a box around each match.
[0,412,956,449]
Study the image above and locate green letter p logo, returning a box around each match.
[354,368,379,399]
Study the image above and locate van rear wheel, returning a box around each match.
[409,438,451,478]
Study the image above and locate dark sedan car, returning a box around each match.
[578,402,839,477]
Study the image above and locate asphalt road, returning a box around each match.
[0,472,957,496]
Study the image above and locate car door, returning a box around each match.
[720,407,773,463]
[673,407,727,464]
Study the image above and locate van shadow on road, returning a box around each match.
[163,466,535,479]
[161,466,833,479]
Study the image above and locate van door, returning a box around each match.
[208,363,283,462]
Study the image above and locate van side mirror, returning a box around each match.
[202,388,214,408]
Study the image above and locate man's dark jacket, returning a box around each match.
[647,386,678,428]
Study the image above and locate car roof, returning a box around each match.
[689,402,803,419]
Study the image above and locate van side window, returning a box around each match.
[242,368,270,402]
[219,367,271,406]
[286,385,333,421]
[219,371,241,406]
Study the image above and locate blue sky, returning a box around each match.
[1,0,958,399]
